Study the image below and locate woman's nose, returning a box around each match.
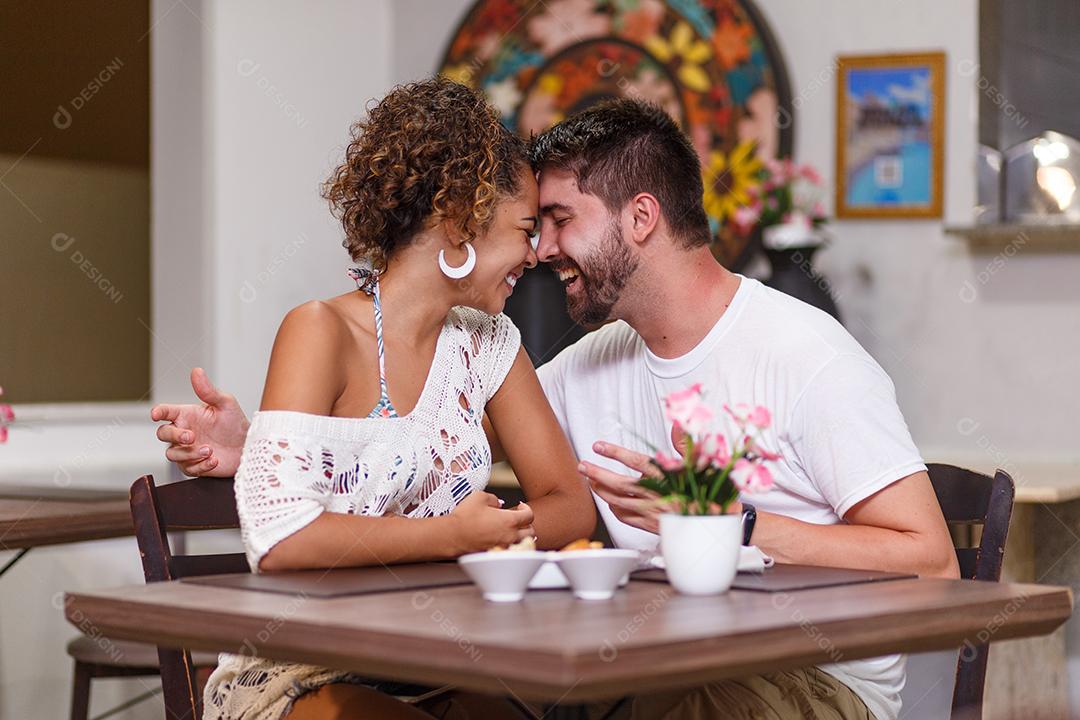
[524,239,539,269]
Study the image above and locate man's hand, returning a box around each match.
[579,441,669,534]
[150,368,249,477]
[582,438,744,534]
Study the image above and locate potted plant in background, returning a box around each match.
[733,158,841,321]
[636,385,778,595]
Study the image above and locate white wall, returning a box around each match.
[152,0,393,414]
[759,0,1080,473]
[205,0,393,413]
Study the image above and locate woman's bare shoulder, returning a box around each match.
[261,299,356,413]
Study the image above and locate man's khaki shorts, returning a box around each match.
[588,667,877,720]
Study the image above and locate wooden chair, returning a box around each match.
[121,474,248,720]
[927,463,1015,720]
[67,474,241,720]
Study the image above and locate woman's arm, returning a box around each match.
[252,303,533,571]
[485,347,596,549]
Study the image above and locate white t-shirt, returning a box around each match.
[535,275,925,720]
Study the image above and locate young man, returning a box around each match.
[153,100,957,720]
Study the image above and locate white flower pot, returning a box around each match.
[762,221,826,250]
[659,513,742,595]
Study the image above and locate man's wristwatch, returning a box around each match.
[741,502,757,546]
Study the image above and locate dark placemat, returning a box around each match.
[182,562,472,598]
[630,563,916,593]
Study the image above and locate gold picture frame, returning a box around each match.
[835,52,945,219]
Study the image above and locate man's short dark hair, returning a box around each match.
[529,99,711,248]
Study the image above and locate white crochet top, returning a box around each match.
[203,306,520,720]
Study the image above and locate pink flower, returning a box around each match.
[747,405,771,429]
[783,210,812,229]
[745,436,781,461]
[732,205,761,234]
[724,402,750,426]
[800,164,823,185]
[698,433,731,468]
[781,158,794,181]
[0,385,11,444]
[725,403,771,431]
[731,459,775,494]
[655,451,684,472]
[664,384,713,436]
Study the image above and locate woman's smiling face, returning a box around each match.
[463,166,540,315]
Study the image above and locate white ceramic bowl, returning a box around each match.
[528,560,570,589]
[458,551,549,602]
[552,549,641,600]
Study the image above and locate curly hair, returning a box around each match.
[323,77,529,268]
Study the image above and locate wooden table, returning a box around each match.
[0,485,132,575]
[64,571,1071,703]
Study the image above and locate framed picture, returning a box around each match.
[835,52,945,218]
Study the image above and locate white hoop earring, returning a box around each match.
[438,242,476,279]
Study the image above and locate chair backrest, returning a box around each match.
[130,474,249,720]
[926,463,1015,720]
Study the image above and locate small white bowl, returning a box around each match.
[458,551,549,602]
[552,549,641,600]
[528,560,570,589]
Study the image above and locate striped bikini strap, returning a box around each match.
[371,279,391,401]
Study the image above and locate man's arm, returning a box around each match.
[585,444,958,578]
[747,470,959,578]
[151,367,250,477]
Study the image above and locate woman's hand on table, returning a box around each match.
[151,367,249,477]
[447,492,535,554]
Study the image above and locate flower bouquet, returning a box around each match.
[732,157,828,250]
[637,384,779,594]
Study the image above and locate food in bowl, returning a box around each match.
[488,536,536,552]
[559,538,604,551]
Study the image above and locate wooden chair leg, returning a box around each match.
[70,661,93,720]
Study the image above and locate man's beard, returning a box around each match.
[560,216,639,327]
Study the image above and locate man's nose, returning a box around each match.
[535,228,558,263]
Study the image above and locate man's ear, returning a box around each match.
[627,192,661,245]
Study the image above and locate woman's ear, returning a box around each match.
[438,219,468,250]
[628,192,661,245]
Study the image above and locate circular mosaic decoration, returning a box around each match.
[439,0,793,270]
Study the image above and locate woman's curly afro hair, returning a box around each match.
[323,77,529,268]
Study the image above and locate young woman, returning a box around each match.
[195,77,594,719]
